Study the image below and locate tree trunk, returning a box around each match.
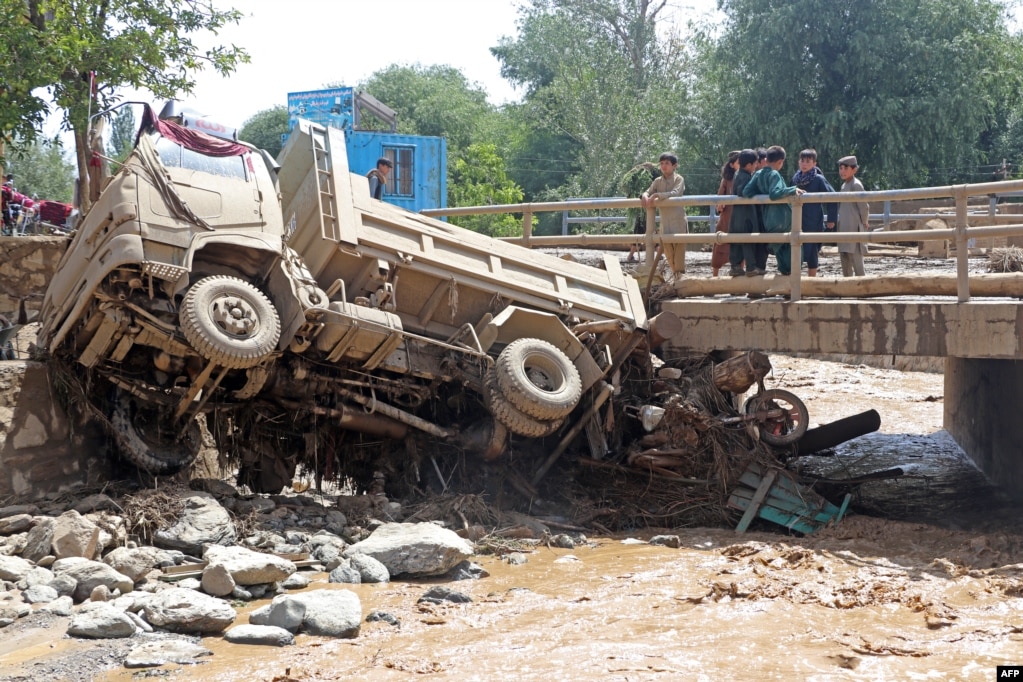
[712,350,772,394]
[74,126,91,214]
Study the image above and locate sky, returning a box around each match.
[101,0,722,131]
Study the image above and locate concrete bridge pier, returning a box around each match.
[944,357,1023,492]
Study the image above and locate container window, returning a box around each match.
[382,145,414,198]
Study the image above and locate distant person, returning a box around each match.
[836,155,869,277]
[728,149,762,277]
[620,161,660,263]
[742,145,805,276]
[755,147,768,171]
[711,151,740,277]
[366,157,393,200]
[641,152,688,276]
[791,149,837,277]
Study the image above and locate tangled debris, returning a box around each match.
[988,245,1023,272]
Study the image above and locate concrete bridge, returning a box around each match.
[658,291,1023,492]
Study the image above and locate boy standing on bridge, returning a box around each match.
[742,145,805,275]
[641,152,688,276]
[728,149,763,276]
[792,149,837,277]
[836,155,869,277]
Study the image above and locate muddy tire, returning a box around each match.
[484,369,564,438]
[180,275,281,369]
[495,338,582,420]
[743,389,809,447]
[110,394,201,474]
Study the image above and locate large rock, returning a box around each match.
[141,587,236,634]
[0,554,33,581]
[51,557,134,603]
[21,517,55,563]
[153,493,236,555]
[202,545,295,585]
[51,510,101,560]
[68,602,137,638]
[104,546,178,583]
[343,522,473,577]
[249,589,361,638]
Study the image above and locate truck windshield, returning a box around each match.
[154,135,248,181]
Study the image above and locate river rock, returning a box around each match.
[21,517,55,563]
[22,584,59,603]
[104,546,178,583]
[68,602,137,638]
[124,639,213,668]
[51,557,134,603]
[223,623,295,646]
[142,587,237,634]
[40,595,73,616]
[153,493,236,555]
[0,513,33,535]
[51,510,101,560]
[200,563,235,597]
[343,522,473,577]
[203,544,295,585]
[250,589,361,638]
[0,554,33,581]
[349,553,389,583]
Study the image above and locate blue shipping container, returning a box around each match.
[347,131,447,213]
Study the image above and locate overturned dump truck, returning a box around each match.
[39,105,668,493]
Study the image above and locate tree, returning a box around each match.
[239,106,289,158]
[14,1,248,211]
[106,105,136,164]
[449,143,527,237]
[6,136,76,203]
[491,0,692,198]
[699,0,1023,187]
[356,65,494,156]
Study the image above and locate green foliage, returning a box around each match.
[6,136,75,203]
[3,0,248,207]
[492,0,693,198]
[449,143,527,237]
[239,106,289,158]
[357,65,493,156]
[699,0,1023,188]
[106,106,136,163]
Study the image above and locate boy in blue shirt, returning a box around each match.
[791,149,837,277]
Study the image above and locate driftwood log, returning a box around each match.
[711,351,772,393]
[670,272,1023,298]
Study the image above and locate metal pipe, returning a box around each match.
[337,388,455,439]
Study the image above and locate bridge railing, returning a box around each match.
[420,178,1023,303]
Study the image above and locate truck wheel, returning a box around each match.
[110,394,201,474]
[484,369,564,438]
[495,338,582,421]
[743,389,809,447]
[180,275,281,369]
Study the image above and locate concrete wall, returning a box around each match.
[0,361,112,498]
[661,299,1023,359]
[0,236,67,318]
[944,357,1023,494]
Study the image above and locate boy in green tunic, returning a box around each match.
[741,145,805,275]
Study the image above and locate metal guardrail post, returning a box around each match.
[523,211,533,248]
[790,197,803,302]
[883,201,891,229]
[644,206,656,264]
[955,187,970,302]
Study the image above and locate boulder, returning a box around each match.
[343,522,473,577]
